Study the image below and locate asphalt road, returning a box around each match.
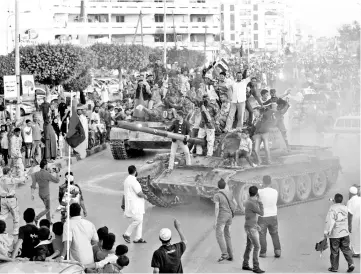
[8,129,360,273]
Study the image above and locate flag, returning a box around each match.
[66,110,86,151]
[221,44,232,56]
[216,58,229,72]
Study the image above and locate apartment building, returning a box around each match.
[0,0,221,60]
[221,0,295,52]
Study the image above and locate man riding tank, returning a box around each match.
[215,93,231,134]
[166,110,191,173]
[196,95,218,157]
[264,89,290,150]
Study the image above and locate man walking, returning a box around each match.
[324,193,354,273]
[258,175,281,258]
[31,159,60,223]
[31,115,42,165]
[0,167,23,236]
[151,219,187,273]
[242,186,265,273]
[347,186,361,258]
[214,178,235,262]
[122,165,147,244]
[167,110,191,172]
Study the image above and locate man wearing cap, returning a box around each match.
[167,111,191,172]
[324,193,354,273]
[347,186,361,258]
[151,219,187,273]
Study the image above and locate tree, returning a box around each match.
[338,21,360,42]
[63,70,92,92]
[18,44,94,86]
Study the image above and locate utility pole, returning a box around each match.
[163,0,167,66]
[15,0,20,120]
[204,26,207,59]
[172,10,176,49]
[219,3,222,58]
[140,11,144,46]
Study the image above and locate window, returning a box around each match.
[197,0,206,3]
[352,119,360,128]
[253,14,258,20]
[154,34,164,42]
[230,5,234,11]
[115,15,124,23]
[254,41,258,48]
[230,14,235,30]
[267,30,271,35]
[231,34,235,41]
[221,4,224,11]
[253,4,258,11]
[254,34,258,40]
[254,23,258,30]
[197,16,206,22]
[154,14,164,22]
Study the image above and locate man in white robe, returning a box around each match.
[347,186,361,257]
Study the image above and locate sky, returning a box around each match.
[290,0,361,37]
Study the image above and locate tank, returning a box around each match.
[109,121,205,160]
[131,126,341,214]
[0,261,84,273]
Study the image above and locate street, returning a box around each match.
[8,130,360,273]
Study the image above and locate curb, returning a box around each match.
[20,143,108,184]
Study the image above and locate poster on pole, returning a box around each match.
[21,75,35,102]
[3,75,17,100]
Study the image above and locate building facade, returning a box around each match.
[0,0,222,61]
[221,0,295,52]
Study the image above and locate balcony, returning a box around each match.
[52,0,219,15]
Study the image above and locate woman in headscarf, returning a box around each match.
[133,79,151,120]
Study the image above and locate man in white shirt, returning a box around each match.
[257,175,281,258]
[347,186,361,258]
[22,119,33,167]
[122,165,147,244]
[57,203,98,264]
[225,71,249,132]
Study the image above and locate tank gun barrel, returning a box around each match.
[117,122,206,146]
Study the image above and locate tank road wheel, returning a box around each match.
[234,184,250,214]
[278,177,296,204]
[110,140,128,160]
[295,175,312,201]
[311,171,328,197]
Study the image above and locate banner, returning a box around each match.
[3,75,17,100]
[21,75,35,97]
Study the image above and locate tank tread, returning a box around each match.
[233,163,340,215]
[139,177,190,208]
[110,140,128,160]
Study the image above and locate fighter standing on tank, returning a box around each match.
[264,89,290,149]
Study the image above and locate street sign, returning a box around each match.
[3,75,17,100]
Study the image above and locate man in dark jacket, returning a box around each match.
[167,110,191,172]
[246,81,263,126]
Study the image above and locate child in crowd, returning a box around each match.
[46,222,63,261]
[235,129,256,168]
[93,226,109,262]
[39,219,55,241]
[31,227,53,261]
[102,255,130,273]
[0,220,15,261]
